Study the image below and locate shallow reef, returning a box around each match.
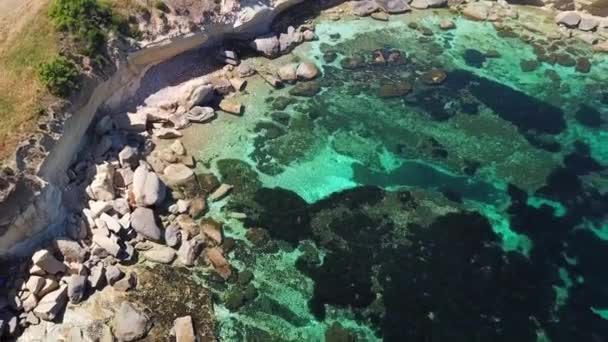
[186,10,607,341]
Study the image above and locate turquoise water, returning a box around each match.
[190,10,608,341]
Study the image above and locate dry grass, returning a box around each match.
[0,3,58,162]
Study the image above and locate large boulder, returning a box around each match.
[131,207,162,241]
[163,164,195,189]
[113,302,152,341]
[279,26,303,54]
[555,11,581,27]
[578,16,598,31]
[250,35,280,58]
[278,64,298,83]
[187,106,215,123]
[131,163,165,207]
[114,112,147,132]
[352,0,379,16]
[462,2,490,21]
[33,285,68,321]
[32,250,67,275]
[143,245,176,264]
[376,0,411,13]
[296,62,320,80]
[182,84,214,110]
[219,99,243,116]
[52,239,87,263]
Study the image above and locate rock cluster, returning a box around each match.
[0,55,247,341]
[249,24,317,58]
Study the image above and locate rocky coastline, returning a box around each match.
[1,0,608,340]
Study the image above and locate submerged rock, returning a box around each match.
[377,81,412,98]
[420,69,447,85]
[289,81,321,97]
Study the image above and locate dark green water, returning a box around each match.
[191,12,608,341]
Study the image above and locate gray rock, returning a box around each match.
[87,163,115,201]
[118,146,138,169]
[163,164,195,188]
[278,64,297,82]
[165,224,181,248]
[177,239,202,267]
[105,265,124,286]
[92,233,121,257]
[376,0,411,13]
[22,294,38,312]
[170,140,186,156]
[25,311,40,326]
[237,62,256,78]
[95,116,113,135]
[113,302,152,341]
[172,316,195,342]
[219,99,243,115]
[25,276,45,296]
[32,250,67,275]
[38,278,60,298]
[249,34,280,58]
[209,184,234,201]
[462,2,490,20]
[352,0,379,16]
[279,27,303,53]
[296,62,320,80]
[183,84,214,110]
[89,264,106,290]
[89,200,113,218]
[169,113,191,130]
[33,285,68,321]
[113,272,137,292]
[579,17,599,31]
[143,246,176,264]
[132,163,165,207]
[114,112,147,132]
[186,106,215,123]
[154,128,183,139]
[556,11,581,28]
[303,30,317,41]
[67,275,87,304]
[131,207,162,241]
[113,198,131,216]
[53,239,87,263]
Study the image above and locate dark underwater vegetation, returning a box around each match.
[189,13,608,341]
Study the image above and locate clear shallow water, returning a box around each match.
[189,11,608,341]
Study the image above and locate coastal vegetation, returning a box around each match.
[37,56,79,98]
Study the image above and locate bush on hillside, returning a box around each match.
[49,0,115,56]
[37,56,80,98]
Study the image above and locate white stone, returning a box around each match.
[32,250,67,275]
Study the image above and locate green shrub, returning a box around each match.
[48,0,119,56]
[37,56,80,98]
[154,0,170,12]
